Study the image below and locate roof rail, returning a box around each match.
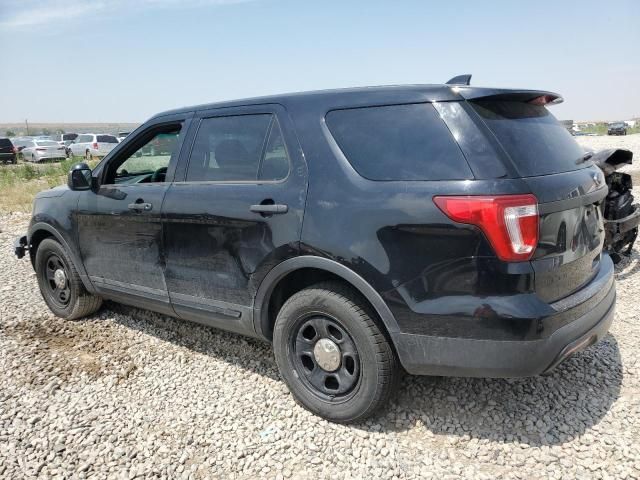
[446,74,472,86]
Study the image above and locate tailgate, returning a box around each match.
[468,97,608,302]
[525,168,607,302]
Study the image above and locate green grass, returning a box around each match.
[0,156,99,213]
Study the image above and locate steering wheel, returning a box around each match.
[150,166,167,183]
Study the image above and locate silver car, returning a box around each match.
[21,139,66,162]
[69,134,119,160]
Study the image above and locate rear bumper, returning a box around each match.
[392,256,616,378]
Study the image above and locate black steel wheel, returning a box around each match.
[273,281,398,423]
[35,238,102,319]
[42,253,71,308]
[290,314,361,399]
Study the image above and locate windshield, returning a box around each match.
[470,100,588,177]
[610,123,625,128]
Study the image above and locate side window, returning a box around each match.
[259,118,290,181]
[186,114,289,182]
[326,103,472,181]
[103,124,182,184]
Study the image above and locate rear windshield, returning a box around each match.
[0,138,12,147]
[326,103,472,181]
[97,135,118,143]
[62,133,78,141]
[470,101,587,177]
[36,141,58,147]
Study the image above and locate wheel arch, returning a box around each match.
[253,256,400,341]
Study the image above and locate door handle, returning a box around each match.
[250,204,288,215]
[128,201,153,211]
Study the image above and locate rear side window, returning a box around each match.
[97,135,118,143]
[77,135,93,143]
[187,114,289,182]
[326,103,472,181]
[470,101,587,177]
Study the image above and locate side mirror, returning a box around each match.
[68,162,92,191]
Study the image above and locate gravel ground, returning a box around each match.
[1,136,640,479]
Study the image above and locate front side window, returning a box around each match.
[326,103,472,181]
[104,124,182,184]
[186,114,289,182]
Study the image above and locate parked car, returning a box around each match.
[0,138,17,164]
[21,139,66,162]
[52,133,79,157]
[608,122,627,135]
[11,137,33,160]
[69,134,119,159]
[117,132,131,142]
[15,78,616,423]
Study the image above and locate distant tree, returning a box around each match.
[41,128,51,135]
[5,130,16,137]
[55,128,65,134]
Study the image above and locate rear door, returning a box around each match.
[162,104,307,335]
[468,99,607,302]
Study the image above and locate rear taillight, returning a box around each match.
[92,142,98,149]
[433,194,539,262]
[12,147,17,153]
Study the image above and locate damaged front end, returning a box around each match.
[591,148,640,262]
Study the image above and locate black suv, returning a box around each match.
[15,78,615,423]
[0,138,17,164]
[608,122,627,136]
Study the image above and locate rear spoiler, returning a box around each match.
[444,75,563,105]
[456,88,564,106]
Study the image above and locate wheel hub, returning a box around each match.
[313,338,341,372]
[53,269,66,289]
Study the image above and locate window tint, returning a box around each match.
[77,135,93,143]
[105,124,182,184]
[470,101,587,177]
[97,135,118,143]
[0,138,12,147]
[259,119,290,181]
[326,103,472,181]
[187,114,272,182]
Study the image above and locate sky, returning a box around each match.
[0,0,638,123]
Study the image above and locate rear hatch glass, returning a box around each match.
[470,100,587,177]
[0,138,13,152]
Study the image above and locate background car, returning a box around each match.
[52,133,79,157]
[11,137,33,160]
[21,139,66,162]
[69,134,119,159]
[117,132,131,142]
[0,138,17,164]
[608,122,627,135]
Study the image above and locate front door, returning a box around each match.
[77,114,192,314]
[162,105,307,335]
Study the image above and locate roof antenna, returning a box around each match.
[446,74,472,86]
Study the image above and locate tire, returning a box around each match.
[35,238,102,320]
[273,281,398,423]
